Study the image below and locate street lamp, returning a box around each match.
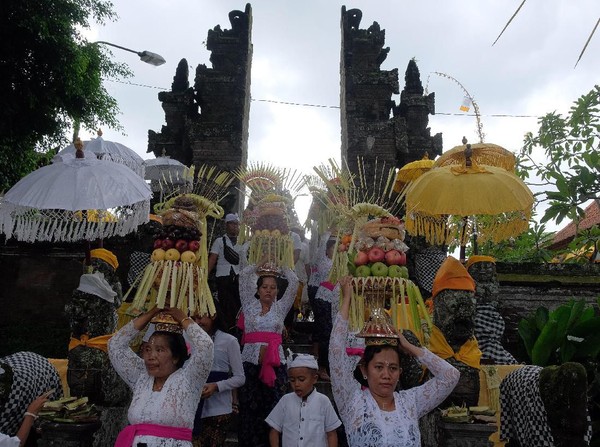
[95,41,166,66]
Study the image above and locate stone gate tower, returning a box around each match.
[340,6,442,181]
[148,4,253,213]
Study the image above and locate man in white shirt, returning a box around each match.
[208,213,242,332]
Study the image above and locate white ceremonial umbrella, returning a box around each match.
[0,156,152,243]
[54,134,145,177]
[144,156,191,202]
[143,156,187,181]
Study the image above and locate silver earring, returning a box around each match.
[363,375,367,380]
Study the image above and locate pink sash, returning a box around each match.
[115,423,192,447]
[244,331,283,387]
[346,347,365,357]
[320,281,335,291]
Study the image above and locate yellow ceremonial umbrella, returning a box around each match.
[405,154,533,246]
[393,154,435,193]
[434,142,516,172]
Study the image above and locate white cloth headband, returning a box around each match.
[77,272,117,303]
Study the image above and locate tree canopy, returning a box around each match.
[476,86,599,263]
[518,85,600,228]
[0,0,130,191]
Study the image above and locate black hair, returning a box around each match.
[326,239,337,251]
[254,275,279,299]
[194,311,226,334]
[353,330,425,390]
[150,331,189,369]
[352,344,401,387]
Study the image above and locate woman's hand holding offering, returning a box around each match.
[339,275,353,320]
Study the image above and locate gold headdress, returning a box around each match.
[153,313,184,334]
[256,262,281,278]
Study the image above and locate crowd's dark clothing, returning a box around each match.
[312,297,333,369]
[237,362,288,447]
[215,275,241,332]
[192,413,231,447]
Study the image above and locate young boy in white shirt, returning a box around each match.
[266,354,341,447]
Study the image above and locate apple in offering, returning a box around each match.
[367,247,385,263]
[188,240,200,252]
[161,239,175,250]
[384,249,406,266]
[351,216,408,279]
[388,265,409,279]
[354,251,369,266]
[355,265,372,277]
[153,224,202,255]
[370,262,388,277]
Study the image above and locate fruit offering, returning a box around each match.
[344,216,432,346]
[151,224,202,264]
[351,216,409,279]
[127,194,217,318]
[246,194,295,269]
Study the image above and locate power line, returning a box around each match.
[104,78,542,118]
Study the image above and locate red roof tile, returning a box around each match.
[551,200,600,248]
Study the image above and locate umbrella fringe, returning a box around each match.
[0,201,150,242]
[99,154,145,178]
[406,211,531,246]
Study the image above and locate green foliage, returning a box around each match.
[519,299,600,445]
[519,299,600,367]
[476,221,554,263]
[0,0,131,191]
[519,86,600,229]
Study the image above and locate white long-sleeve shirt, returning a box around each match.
[239,265,299,365]
[108,321,213,447]
[329,313,460,447]
[201,330,245,418]
[0,433,19,447]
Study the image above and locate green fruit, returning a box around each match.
[388,265,403,278]
[355,265,371,277]
[370,262,388,277]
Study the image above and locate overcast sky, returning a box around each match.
[84,0,600,226]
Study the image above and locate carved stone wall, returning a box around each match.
[340,6,442,182]
[148,4,253,214]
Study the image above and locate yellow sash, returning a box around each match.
[429,325,482,369]
[68,334,114,353]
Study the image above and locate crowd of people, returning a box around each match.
[0,211,510,447]
[98,210,467,447]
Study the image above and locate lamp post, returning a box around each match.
[95,40,166,66]
[71,41,166,141]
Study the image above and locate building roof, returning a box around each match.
[550,200,600,249]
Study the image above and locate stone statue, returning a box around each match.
[65,248,130,445]
[428,256,481,408]
[500,363,590,446]
[467,256,517,364]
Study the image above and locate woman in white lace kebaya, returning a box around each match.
[236,263,299,447]
[329,277,460,447]
[108,306,214,447]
